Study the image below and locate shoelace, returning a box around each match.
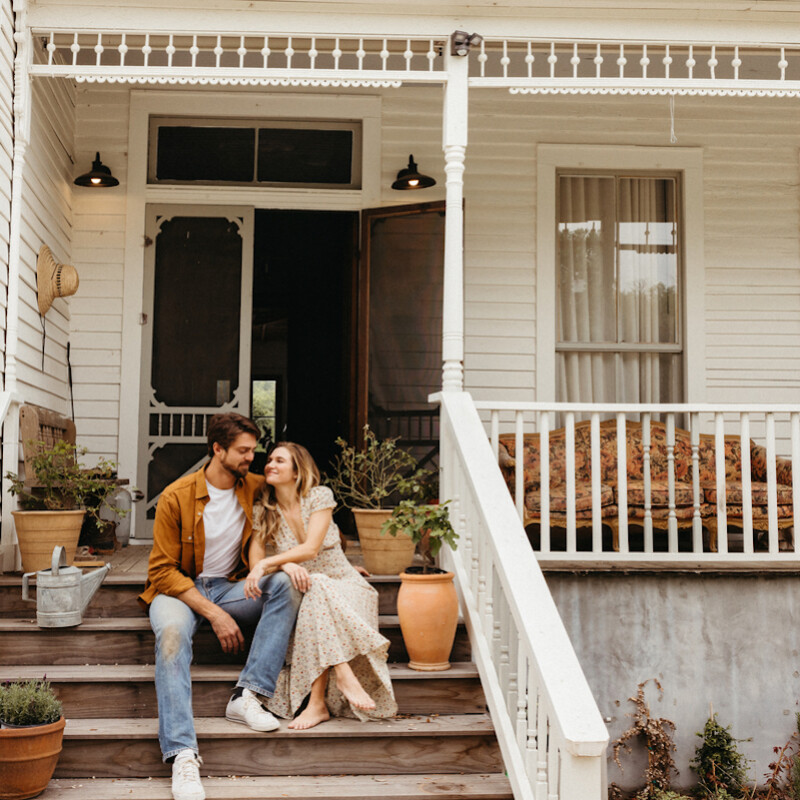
[175,755,203,782]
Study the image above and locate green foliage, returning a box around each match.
[0,678,62,726]
[381,499,458,571]
[5,440,126,526]
[327,426,430,510]
[691,713,750,798]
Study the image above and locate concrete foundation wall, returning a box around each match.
[546,571,800,792]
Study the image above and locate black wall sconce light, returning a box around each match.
[450,30,483,57]
[391,155,436,190]
[74,152,119,187]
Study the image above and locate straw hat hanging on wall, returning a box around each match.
[37,244,79,315]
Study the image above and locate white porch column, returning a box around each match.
[1,0,31,571]
[441,51,468,392]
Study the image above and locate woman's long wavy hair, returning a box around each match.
[255,442,320,547]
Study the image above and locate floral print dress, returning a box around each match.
[254,485,397,721]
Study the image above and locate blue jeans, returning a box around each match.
[149,572,301,761]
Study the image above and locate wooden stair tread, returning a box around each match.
[9,662,479,681]
[0,614,415,631]
[40,773,512,799]
[64,713,494,739]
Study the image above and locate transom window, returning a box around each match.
[148,117,362,188]
[556,172,683,404]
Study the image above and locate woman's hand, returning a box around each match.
[244,560,268,599]
[282,562,312,593]
[354,565,370,577]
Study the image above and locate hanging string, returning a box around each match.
[669,94,678,144]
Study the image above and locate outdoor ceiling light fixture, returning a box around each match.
[450,30,483,57]
[73,152,119,187]
[391,155,436,190]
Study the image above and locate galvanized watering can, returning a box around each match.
[21,546,111,627]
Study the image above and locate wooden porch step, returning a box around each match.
[55,714,502,778]
[0,616,471,665]
[0,574,402,617]
[8,663,486,716]
[40,773,513,799]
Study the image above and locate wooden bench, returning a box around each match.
[18,403,77,483]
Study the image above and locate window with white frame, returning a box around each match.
[556,172,683,404]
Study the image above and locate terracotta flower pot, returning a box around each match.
[0,716,65,799]
[352,509,415,575]
[12,510,86,573]
[397,569,458,671]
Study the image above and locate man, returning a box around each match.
[139,413,301,800]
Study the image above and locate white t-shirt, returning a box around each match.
[198,482,246,578]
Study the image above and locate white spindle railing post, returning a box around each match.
[766,413,779,553]
[667,414,678,551]
[616,413,629,552]
[714,412,728,554]
[515,411,525,520]
[690,413,703,552]
[741,413,753,554]
[565,411,577,553]
[643,412,653,552]
[540,412,551,553]
[590,413,602,552]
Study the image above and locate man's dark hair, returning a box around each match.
[206,413,260,457]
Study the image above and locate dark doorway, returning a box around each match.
[251,210,357,474]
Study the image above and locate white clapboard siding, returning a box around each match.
[69,84,129,460]
[13,53,75,412]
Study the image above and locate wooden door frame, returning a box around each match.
[354,200,446,439]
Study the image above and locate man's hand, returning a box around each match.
[208,608,245,654]
[281,562,312,593]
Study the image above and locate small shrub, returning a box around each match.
[612,679,679,798]
[691,713,750,798]
[0,678,62,726]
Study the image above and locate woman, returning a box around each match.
[244,442,397,730]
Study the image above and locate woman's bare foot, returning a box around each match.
[289,701,330,730]
[333,663,376,711]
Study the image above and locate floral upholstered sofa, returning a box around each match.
[497,419,794,550]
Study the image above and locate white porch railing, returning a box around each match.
[471,38,800,98]
[475,401,800,566]
[437,392,608,800]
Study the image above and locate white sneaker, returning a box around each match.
[226,688,281,731]
[171,750,205,800]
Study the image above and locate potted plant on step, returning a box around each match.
[382,499,460,671]
[0,677,65,800]
[6,440,123,572]
[328,426,430,574]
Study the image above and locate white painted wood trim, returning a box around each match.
[536,143,705,403]
[119,89,382,537]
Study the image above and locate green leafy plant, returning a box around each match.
[0,678,62,726]
[691,713,750,798]
[381,499,459,572]
[328,426,430,510]
[5,439,126,526]
[612,679,679,800]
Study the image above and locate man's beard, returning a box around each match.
[221,458,249,480]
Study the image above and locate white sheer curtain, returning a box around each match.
[557,174,682,404]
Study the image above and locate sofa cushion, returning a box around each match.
[703,481,793,506]
[523,481,614,514]
[621,480,697,508]
[701,503,795,521]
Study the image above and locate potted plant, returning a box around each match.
[382,499,460,671]
[0,678,65,800]
[328,426,429,574]
[6,439,123,572]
